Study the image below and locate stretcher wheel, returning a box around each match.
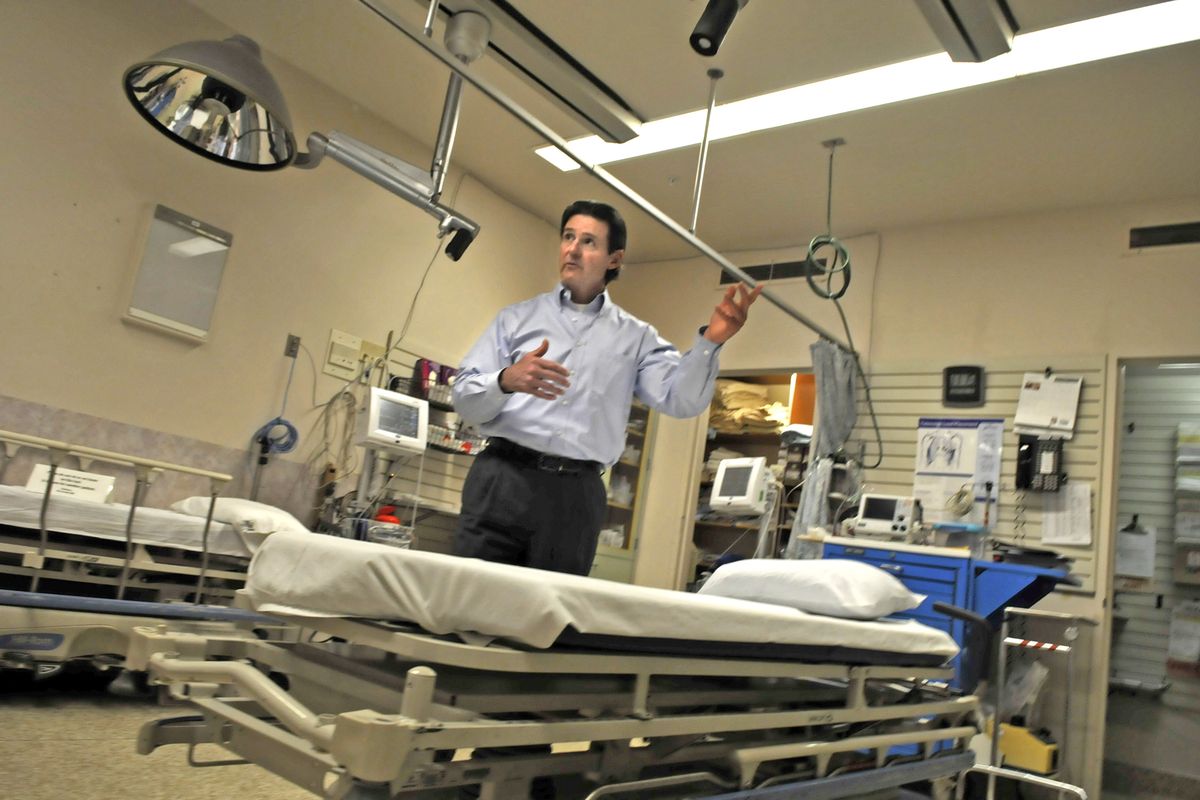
[341,783,391,800]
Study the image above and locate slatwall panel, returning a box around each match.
[362,347,474,554]
[843,359,1106,593]
[1110,370,1200,712]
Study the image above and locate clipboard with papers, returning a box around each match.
[1014,372,1083,440]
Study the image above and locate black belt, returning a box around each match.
[485,438,602,474]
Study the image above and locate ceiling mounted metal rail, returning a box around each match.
[358,0,853,354]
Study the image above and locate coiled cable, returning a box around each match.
[254,416,299,455]
[805,141,852,299]
[945,483,975,518]
[255,344,301,455]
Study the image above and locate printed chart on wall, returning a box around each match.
[914,418,1004,526]
[1168,601,1200,679]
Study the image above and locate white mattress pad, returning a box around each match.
[0,485,253,559]
[247,533,959,658]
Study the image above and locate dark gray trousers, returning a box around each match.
[452,449,606,575]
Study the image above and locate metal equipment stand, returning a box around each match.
[982,607,1098,800]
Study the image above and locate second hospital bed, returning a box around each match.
[0,427,296,676]
[132,532,987,799]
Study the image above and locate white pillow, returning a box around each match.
[697,558,925,620]
[170,497,310,536]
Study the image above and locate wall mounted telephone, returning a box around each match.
[1016,434,1064,492]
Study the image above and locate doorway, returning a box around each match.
[1103,359,1200,798]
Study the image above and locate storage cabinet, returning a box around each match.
[589,402,655,583]
[815,535,1070,688]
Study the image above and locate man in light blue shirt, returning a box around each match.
[452,200,760,575]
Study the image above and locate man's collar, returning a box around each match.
[557,284,607,312]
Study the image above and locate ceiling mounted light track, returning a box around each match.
[412,0,643,143]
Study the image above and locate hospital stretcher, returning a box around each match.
[130,533,992,799]
[0,428,252,675]
[0,428,245,602]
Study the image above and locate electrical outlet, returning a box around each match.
[360,340,385,364]
[284,334,301,358]
[324,329,361,380]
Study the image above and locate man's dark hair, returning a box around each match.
[560,200,626,284]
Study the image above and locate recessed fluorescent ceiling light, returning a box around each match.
[168,236,228,257]
[536,0,1200,171]
[1158,362,1200,369]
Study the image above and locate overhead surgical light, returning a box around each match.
[123,35,296,170]
[123,19,487,260]
[689,0,750,57]
[537,0,1200,171]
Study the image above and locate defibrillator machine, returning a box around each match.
[854,494,921,538]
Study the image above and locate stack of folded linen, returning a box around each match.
[709,379,786,434]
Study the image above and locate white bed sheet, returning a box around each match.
[0,485,254,559]
[247,533,959,658]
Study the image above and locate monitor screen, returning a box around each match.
[718,466,752,497]
[358,387,428,454]
[378,398,421,439]
[862,496,898,520]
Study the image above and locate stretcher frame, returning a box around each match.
[0,427,237,603]
[130,610,984,799]
[0,428,249,675]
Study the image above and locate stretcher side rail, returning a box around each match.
[0,427,233,603]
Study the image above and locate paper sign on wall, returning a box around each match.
[1014,373,1083,439]
[1168,601,1200,678]
[913,418,1004,526]
[1042,482,1093,547]
[1114,523,1155,578]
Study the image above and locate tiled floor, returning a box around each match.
[0,669,313,800]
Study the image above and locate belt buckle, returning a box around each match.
[537,453,568,473]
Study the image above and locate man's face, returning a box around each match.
[559,214,623,303]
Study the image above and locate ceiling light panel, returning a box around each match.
[537,0,1200,171]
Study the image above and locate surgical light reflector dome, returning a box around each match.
[123,35,296,170]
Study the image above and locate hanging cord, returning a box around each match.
[253,351,301,456]
[805,139,851,301]
[393,169,472,358]
[1014,487,1028,544]
[829,300,884,468]
[298,171,472,507]
[805,139,884,468]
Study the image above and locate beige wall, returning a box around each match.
[0,0,555,457]
[870,199,1200,362]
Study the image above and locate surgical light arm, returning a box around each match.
[294,131,479,261]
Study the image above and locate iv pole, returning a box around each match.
[358,0,853,355]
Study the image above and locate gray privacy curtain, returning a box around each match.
[811,338,858,459]
[786,457,833,555]
[785,340,860,555]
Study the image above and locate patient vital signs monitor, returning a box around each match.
[710,456,770,515]
[854,494,920,537]
[357,387,429,455]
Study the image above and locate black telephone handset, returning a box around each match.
[1016,434,1064,492]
